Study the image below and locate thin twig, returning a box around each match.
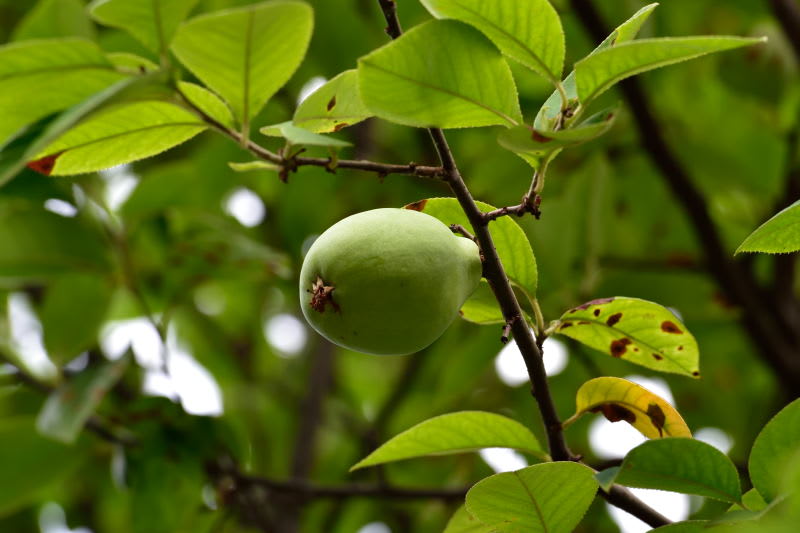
[482,198,541,223]
[176,90,444,181]
[449,223,477,242]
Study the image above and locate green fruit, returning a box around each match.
[299,208,482,355]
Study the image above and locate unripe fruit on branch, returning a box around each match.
[299,208,482,355]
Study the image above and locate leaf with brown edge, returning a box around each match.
[26,153,62,176]
[553,296,700,378]
[566,377,692,440]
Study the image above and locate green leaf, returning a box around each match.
[499,106,617,158]
[420,0,564,84]
[595,466,620,492]
[358,19,522,129]
[0,201,110,281]
[260,121,351,148]
[293,69,373,133]
[612,438,742,503]
[89,0,198,54]
[0,38,126,149]
[30,100,208,175]
[569,376,692,439]
[534,3,658,131]
[106,52,160,74]
[749,398,800,502]
[36,354,130,443]
[406,197,538,298]
[652,522,709,533]
[0,417,85,516]
[736,200,800,254]
[553,296,700,377]
[575,36,765,105]
[741,488,768,512]
[350,411,546,471]
[11,0,94,41]
[178,80,235,129]
[42,273,113,366]
[444,506,495,533]
[460,280,504,324]
[171,0,313,130]
[0,74,159,186]
[465,462,598,533]
[612,3,660,44]
[228,161,280,173]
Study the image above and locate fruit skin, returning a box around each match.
[299,208,482,355]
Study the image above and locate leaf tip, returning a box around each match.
[349,460,367,472]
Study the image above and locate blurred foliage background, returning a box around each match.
[0,0,798,532]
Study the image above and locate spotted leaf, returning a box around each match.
[553,296,699,378]
[568,377,691,439]
[293,69,372,133]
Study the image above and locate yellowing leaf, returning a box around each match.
[553,297,700,378]
[568,377,691,439]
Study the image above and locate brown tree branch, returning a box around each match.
[377,2,671,528]
[602,486,672,528]
[570,0,800,392]
[278,340,337,533]
[482,198,541,223]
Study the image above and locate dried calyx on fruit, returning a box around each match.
[299,208,482,355]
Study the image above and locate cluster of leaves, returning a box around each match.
[0,0,798,532]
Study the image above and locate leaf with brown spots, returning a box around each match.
[567,377,691,440]
[498,105,619,164]
[554,297,699,378]
[293,70,373,133]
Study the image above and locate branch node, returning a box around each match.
[449,224,477,243]
[500,315,521,344]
